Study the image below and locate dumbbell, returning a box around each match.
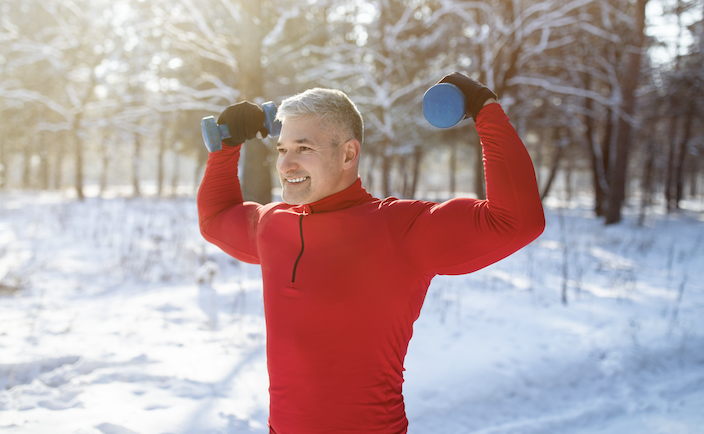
[422,83,467,129]
[201,101,282,152]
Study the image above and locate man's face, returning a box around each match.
[276,116,346,205]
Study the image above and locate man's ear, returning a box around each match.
[341,139,361,170]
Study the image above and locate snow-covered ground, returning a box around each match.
[1,191,703,434]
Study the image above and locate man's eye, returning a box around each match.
[277,148,285,154]
[299,146,311,152]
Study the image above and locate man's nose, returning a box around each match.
[278,151,299,173]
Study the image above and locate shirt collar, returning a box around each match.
[292,178,375,214]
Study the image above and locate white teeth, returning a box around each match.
[287,177,307,183]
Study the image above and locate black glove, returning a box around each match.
[438,72,497,122]
[217,101,268,146]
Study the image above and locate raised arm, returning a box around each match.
[197,102,270,264]
[387,73,545,275]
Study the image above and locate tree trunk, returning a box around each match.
[564,142,574,204]
[449,140,457,198]
[0,128,5,189]
[72,125,85,201]
[605,0,649,225]
[242,140,273,203]
[675,105,694,207]
[194,146,208,195]
[597,109,615,216]
[409,146,422,199]
[584,76,609,216]
[638,137,656,226]
[73,112,85,200]
[39,142,48,190]
[534,129,543,188]
[53,133,65,191]
[399,148,422,199]
[132,133,142,197]
[399,156,408,199]
[157,115,167,197]
[689,158,699,199]
[239,0,271,204]
[99,145,109,196]
[665,116,678,211]
[98,130,111,196]
[382,153,392,198]
[540,128,566,201]
[363,152,376,194]
[22,143,32,189]
[171,141,181,196]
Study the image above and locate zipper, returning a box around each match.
[291,213,306,283]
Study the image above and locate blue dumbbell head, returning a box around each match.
[201,116,223,152]
[262,101,282,137]
[201,101,281,152]
[422,83,467,128]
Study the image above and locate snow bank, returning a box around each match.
[1,192,702,433]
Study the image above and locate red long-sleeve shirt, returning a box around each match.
[197,104,545,434]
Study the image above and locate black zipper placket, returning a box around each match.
[291,212,307,283]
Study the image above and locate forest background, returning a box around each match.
[2,1,704,432]
[1,0,703,222]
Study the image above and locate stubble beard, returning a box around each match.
[281,180,311,205]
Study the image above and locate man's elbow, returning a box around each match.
[525,211,546,244]
[509,209,545,249]
[198,214,214,241]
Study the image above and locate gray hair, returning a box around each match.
[276,88,364,146]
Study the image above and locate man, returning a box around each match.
[197,72,545,434]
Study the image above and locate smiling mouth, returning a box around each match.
[286,177,308,184]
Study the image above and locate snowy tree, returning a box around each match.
[444,0,654,223]
[1,0,700,213]
[272,0,459,197]
[643,1,704,213]
[658,0,704,211]
[273,0,644,202]
[0,0,75,191]
[156,0,294,203]
[0,0,127,198]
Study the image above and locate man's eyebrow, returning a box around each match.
[277,138,313,147]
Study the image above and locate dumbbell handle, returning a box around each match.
[201,101,281,152]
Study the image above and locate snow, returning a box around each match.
[1,191,703,434]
